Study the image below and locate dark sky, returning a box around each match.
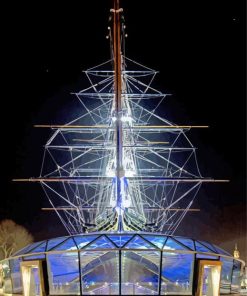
[1,1,246,260]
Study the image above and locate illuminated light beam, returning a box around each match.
[13,177,229,183]
[41,207,200,212]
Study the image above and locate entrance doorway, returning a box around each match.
[195,260,222,296]
[21,260,47,296]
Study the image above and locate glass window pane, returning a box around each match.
[174,237,195,250]
[47,252,80,295]
[164,238,188,251]
[125,235,155,249]
[74,235,98,249]
[198,240,217,253]
[9,258,22,294]
[14,245,32,256]
[53,238,77,251]
[122,250,160,295]
[15,241,44,255]
[31,266,41,295]
[195,241,212,253]
[47,237,67,251]
[29,242,47,253]
[1,260,13,294]
[213,245,231,256]
[107,235,132,247]
[231,260,241,293]
[220,257,233,294]
[143,235,166,249]
[80,250,119,295]
[161,252,194,295]
[85,236,115,249]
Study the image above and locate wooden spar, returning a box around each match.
[112,0,124,233]
[41,207,200,212]
[13,178,230,183]
[133,126,209,128]
[73,139,170,144]
[34,125,209,129]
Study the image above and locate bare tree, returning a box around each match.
[0,220,33,260]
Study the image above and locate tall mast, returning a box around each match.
[13,0,229,236]
[112,0,124,231]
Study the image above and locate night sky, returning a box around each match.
[1,1,246,260]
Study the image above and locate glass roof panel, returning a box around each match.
[53,238,77,251]
[174,237,195,250]
[125,235,155,249]
[29,242,47,253]
[73,235,98,249]
[142,235,166,249]
[14,244,33,256]
[198,240,217,253]
[85,235,115,249]
[213,245,231,256]
[47,237,67,251]
[107,235,132,247]
[195,241,212,253]
[14,241,45,255]
[164,237,188,251]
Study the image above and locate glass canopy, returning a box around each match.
[1,232,243,295]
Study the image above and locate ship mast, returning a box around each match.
[13,0,229,236]
[112,0,124,231]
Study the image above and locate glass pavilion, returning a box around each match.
[1,232,244,295]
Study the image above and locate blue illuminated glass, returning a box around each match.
[74,235,98,249]
[220,257,233,294]
[9,258,22,294]
[85,235,115,249]
[231,260,241,293]
[161,252,194,294]
[198,240,217,253]
[122,250,160,295]
[80,251,119,295]
[195,241,212,253]
[164,238,188,250]
[47,252,80,295]
[142,235,166,249]
[125,235,154,249]
[13,245,31,256]
[213,245,231,256]
[47,237,67,251]
[14,241,44,255]
[174,237,195,250]
[53,238,77,251]
[2,260,12,294]
[29,241,46,253]
[107,235,132,247]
